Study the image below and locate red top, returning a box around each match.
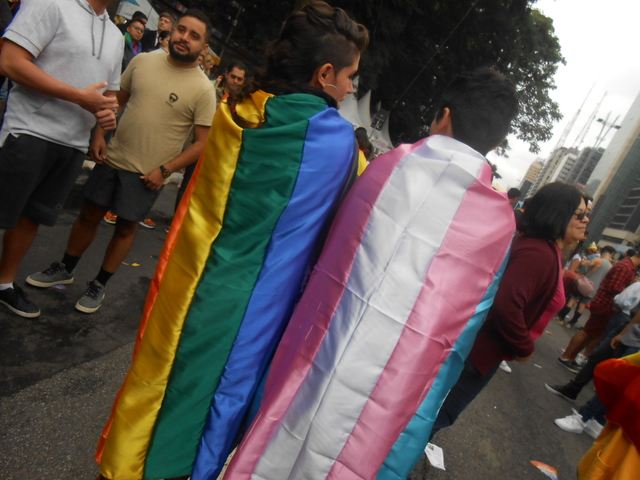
[469,235,561,374]
[590,258,637,315]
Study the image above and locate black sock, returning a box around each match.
[61,252,81,273]
[569,309,582,325]
[557,305,571,319]
[95,267,114,286]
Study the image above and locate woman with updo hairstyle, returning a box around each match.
[431,182,591,440]
[96,3,370,480]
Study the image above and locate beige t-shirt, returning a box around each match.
[106,52,216,174]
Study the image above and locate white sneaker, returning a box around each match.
[554,410,586,434]
[499,361,512,373]
[576,354,588,367]
[583,419,604,439]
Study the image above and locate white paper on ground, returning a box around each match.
[424,443,445,470]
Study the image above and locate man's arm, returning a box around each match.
[612,310,640,349]
[582,257,602,276]
[90,90,130,163]
[0,40,117,113]
[141,125,211,190]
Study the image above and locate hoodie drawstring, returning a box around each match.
[75,0,106,59]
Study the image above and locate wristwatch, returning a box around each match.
[159,165,172,179]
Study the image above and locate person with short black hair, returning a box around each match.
[507,187,521,207]
[215,59,247,104]
[151,29,171,54]
[117,10,147,34]
[121,18,145,72]
[223,68,522,477]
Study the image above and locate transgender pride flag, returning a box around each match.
[223,135,515,480]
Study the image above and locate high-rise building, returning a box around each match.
[564,146,605,187]
[519,160,543,198]
[528,147,578,196]
[585,90,640,246]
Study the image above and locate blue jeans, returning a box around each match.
[578,343,640,425]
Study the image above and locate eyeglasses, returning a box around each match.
[575,211,590,220]
[132,26,144,33]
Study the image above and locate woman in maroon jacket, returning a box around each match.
[430,182,590,440]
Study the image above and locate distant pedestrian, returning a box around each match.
[507,187,520,208]
[121,18,144,72]
[215,59,247,105]
[0,0,123,318]
[558,250,640,371]
[26,10,216,314]
[141,11,174,52]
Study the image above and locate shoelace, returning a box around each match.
[85,283,102,300]
[43,263,65,277]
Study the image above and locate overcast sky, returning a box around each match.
[487,0,640,190]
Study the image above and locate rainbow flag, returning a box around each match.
[222,135,515,480]
[96,90,357,480]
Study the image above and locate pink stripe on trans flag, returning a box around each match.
[327,161,514,479]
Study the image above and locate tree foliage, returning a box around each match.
[186,0,564,154]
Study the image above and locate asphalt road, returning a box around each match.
[1,180,596,479]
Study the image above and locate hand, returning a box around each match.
[76,82,118,113]
[89,135,107,164]
[141,168,165,191]
[611,334,622,349]
[95,109,117,131]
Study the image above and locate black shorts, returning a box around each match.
[0,133,85,229]
[82,162,162,222]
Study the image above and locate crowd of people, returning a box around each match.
[0,1,638,480]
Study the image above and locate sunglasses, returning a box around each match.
[575,211,590,220]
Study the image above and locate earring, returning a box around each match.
[324,83,339,97]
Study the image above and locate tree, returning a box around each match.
[185,0,564,154]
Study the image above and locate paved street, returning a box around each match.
[1,178,596,479]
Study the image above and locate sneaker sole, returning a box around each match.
[0,299,40,318]
[553,419,584,434]
[75,300,103,313]
[139,222,155,229]
[26,276,74,288]
[544,383,576,403]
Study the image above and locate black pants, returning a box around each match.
[429,357,499,441]
[564,316,631,397]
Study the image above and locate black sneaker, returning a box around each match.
[0,285,41,318]
[544,383,577,402]
[557,357,581,373]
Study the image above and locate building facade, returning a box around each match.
[586,91,640,246]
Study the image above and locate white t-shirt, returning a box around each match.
[0,0,123,152]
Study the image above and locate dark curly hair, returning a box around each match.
[228,1,368,127]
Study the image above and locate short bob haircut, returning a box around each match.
[519,182,589,242]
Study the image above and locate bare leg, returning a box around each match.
[583,336,600,358]
[66,200,110,257]
[0,216,39,283]
[101,216,139,273]
[560,330,591,361]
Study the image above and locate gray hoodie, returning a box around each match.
[0,0,123,152]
